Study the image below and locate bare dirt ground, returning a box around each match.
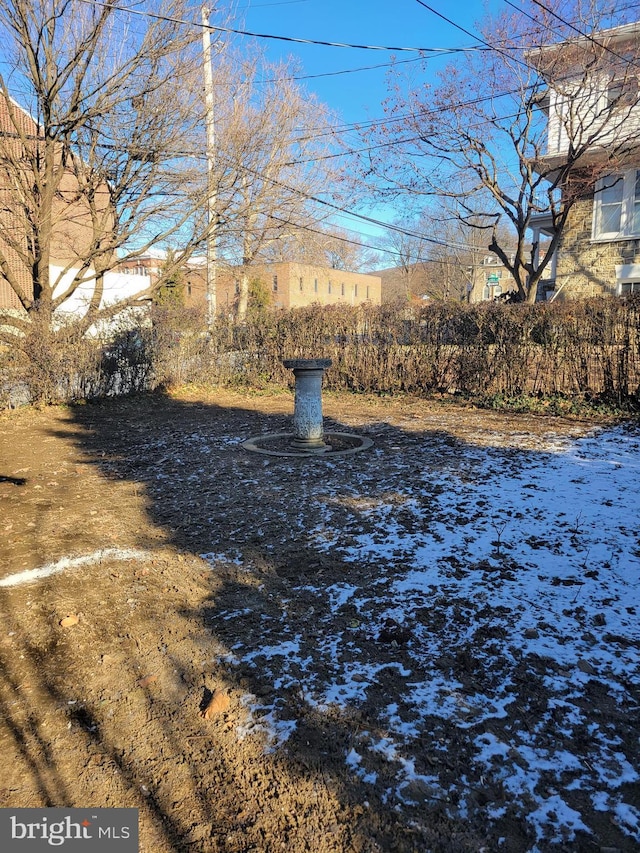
[0,388,636,853]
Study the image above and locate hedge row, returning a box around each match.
[2,296,640,406]
[206,297,640,404]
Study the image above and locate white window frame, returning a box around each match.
[619,281,640,294]
[615,264,640,294]
[592,169,640,240]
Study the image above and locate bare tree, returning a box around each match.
[213,56,348,320]
[366,0,640,302]
[258,221,379,272]
[0,0,213,350]
[378,207,496,302]
[378,216,431,301]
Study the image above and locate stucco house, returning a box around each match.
[529,22,640,299]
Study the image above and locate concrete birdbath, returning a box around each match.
[241,358,373,458]
[282,358,332,452]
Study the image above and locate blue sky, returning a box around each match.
[231,0,503,127]
[217,0,505,257]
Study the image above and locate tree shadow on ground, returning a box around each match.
[0,389,637,853]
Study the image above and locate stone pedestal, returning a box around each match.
[282,358,332,452]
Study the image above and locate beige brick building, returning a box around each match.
[185,261,382,314]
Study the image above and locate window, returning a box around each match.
[593,170,640,239]
[273,275,278,292]
[607,76,638,109]
[616,264,640,294]
[187,284,192,296]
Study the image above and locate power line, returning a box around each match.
[284,96,543,166]
[266,211,461,266]
[257,54,425,85]
[80,0,488,54]
[528,0,640,71]
[413,0,536,72]
[7,0,637,260]
[21,0,640,156]
[232,157,481,252]
[280,13,640,160]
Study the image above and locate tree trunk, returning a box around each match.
[237,269,249,322]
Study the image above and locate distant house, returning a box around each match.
[529,21,640,298]
[378,255,519,304]
[116,249,205,309]
[468,253,518,303]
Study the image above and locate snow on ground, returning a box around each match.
[204,423,640,850]
[0,548,151,588]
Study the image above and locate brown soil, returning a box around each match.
[0,388,632,852]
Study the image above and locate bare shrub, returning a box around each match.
[148,303,210,389]
[210,297,640,406]
[3,295,639,410]
[16,308,104,404]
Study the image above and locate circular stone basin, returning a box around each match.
[241,431,373,458]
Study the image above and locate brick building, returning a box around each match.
[184,261,382,314]
[0,92,146,317]
[0,93,40,311]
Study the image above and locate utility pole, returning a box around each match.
[201,5,217,327]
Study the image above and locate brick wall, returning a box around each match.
[0,93,114,311]
[555,193,640,298]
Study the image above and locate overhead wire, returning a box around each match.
[413,0,536,73]
[528,0,640,71]
[256,54,425,85]
[68,0,640,152]
[265,211,462,266]
[11,0,640,261]
[79,0,488,54]
[229,156,482,252]
[265,3,640,166]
